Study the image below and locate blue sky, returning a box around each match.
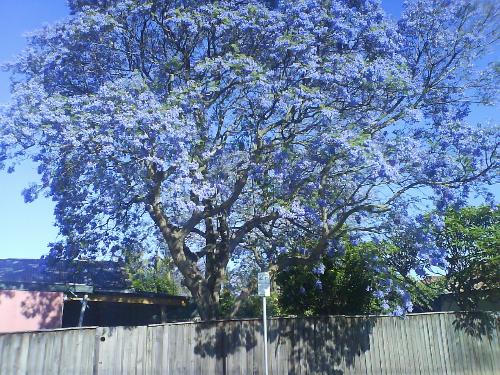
[0,1,497,259]
[0,0,68,259]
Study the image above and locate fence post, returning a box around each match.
[93,327,111,375]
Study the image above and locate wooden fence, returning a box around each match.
[0,312,498,374]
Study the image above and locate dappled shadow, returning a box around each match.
[20,291,63,329]
[193,316,375,374]
[193,320,258,360]
[0,290,15,306]
[452,311,498,339]
[310,316,374,373]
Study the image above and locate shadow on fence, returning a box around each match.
[452,311,498,339]
[193,316,375,374]
[0,312,498,375]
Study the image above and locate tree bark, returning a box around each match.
[146,205,228,319]
[169,235,221,320]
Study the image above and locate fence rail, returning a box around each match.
[0,312,498,374]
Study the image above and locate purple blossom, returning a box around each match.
[277,246,288,255]
[312,263,326,275]
[373,290,385,299]
[349,234,360,246]
[391,306,405,317]
[314,279,323,290]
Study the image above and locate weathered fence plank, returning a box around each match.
[0,312,498,375]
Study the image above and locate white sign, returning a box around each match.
[258,271,271,375]
[258,272,271,297]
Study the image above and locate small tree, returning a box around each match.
[276,243,380,316]
[436,206,499,311]
[124,251,180,295]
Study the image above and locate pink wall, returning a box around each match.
[0,290,63,333]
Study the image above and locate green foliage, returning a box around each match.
[125,254,180,295]
[437,206,499,311]
[275,244,380,316]
[407,277,447,312]
[218,289,283,319]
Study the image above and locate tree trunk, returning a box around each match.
[168,235,223,320]
[191,289,220,320]
[147,196,229,320]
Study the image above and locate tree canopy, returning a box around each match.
[0,0,498,319]
[436,206,499,311]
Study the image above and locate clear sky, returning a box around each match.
[0,1,497,259]
[0,0,68,259]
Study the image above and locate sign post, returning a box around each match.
[258,272,271,375]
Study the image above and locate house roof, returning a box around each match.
[0,258,132,292]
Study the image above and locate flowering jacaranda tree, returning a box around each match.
[1,0,498,319]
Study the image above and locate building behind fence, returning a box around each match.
[0,312,498,374]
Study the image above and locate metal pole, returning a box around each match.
[263,296,269,375]
[78,294,88,327]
